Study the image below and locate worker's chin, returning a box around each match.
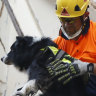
[64,28,76,36]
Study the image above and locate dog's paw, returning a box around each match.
[12,90,34,96]
[12,92,24,96]
[12,84,35,96]
[12,80,37,96]
[12,88,26,96]
[12,91,24,96]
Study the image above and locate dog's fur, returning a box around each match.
[1,36,86,96]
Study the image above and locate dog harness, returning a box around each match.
[40,46,71,63]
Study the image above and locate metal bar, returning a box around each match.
[1,0,24,36]
[26,0,44,36]
[0,1,4,17]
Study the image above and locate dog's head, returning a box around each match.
[1,36,57,71]
[1,36,43,70]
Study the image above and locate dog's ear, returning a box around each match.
[16,36,24,42]
[16,36,32,46]
[16,36,27,46]
[16,36,27,43]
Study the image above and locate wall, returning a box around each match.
[0,0,96,96]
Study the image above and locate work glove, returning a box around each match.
[47,53,94,85]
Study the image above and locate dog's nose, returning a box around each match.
[1,57,4,62]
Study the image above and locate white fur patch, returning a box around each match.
[33,37,42,43]
[29,36,42,46]
[2,55,8,63]
[12,79,38,96]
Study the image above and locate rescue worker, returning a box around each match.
[47,0,96,95]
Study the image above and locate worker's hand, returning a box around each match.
[47,54,94,85]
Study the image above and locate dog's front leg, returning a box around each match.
[12,79,38,96]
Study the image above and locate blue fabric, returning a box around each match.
[86,75,96,96]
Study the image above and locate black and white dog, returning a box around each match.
[1,36,86,96]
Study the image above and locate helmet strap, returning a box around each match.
[80,16,90,35]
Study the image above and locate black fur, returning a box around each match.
[1,36,86,96]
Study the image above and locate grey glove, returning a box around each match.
[47,57,94,85]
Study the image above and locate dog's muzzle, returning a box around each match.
[1,55,12,65]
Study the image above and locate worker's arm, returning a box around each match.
[47,54,95,85]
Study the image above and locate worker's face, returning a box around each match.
[59,16,82,37]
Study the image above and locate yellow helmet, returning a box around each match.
[56,0,89,18]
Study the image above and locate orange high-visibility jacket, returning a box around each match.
[54,21,96,63]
